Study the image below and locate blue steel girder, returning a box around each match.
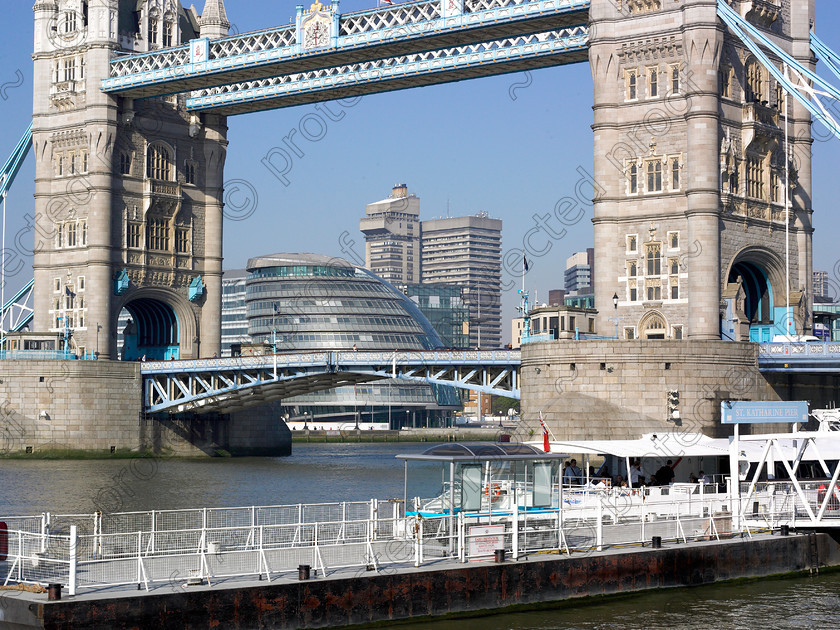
[186,28,588,115]
[102,0,590,99]
[141,349,520,414]
[758,342,840,373]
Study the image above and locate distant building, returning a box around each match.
[221,269,249,357]
[398,283,470,349]
[360,185,503,348]
[813,270,832,301]
[564,248,595,295]
[421,214,503,349]
[511,304,598,348]
[360,184,421,285]
[548,289,566,306]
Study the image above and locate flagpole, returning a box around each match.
[784,64,791,336]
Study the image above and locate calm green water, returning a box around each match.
[0,443,835,628]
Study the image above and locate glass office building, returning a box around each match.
[243,253,461,427]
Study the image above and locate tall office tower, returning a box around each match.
[359,184,421,284]
[564,248,595,295]
[421,213,502,348]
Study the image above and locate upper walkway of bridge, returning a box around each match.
[101,0,589,113]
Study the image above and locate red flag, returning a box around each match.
[540,417,550,452]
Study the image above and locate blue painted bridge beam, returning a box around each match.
[102,0,590,99]
[141,350,521,414]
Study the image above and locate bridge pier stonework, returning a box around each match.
[520,339,837,441]
[32,1,228,360]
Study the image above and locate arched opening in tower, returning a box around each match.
[728,261,774,342]
[119,299,180,361]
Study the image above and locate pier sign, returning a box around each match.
[468,524,505,558]
[721,401,809,424]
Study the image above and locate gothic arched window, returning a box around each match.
[147,144,172,181]
[745,58,763,103]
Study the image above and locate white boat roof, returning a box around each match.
[528,432,840,463]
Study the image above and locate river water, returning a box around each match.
[0,442,836,629]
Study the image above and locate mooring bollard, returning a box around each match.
[651,536,662,549]
[298,564,311,580]
[780,525,790,536]
[494,549,505,563]
[47,583,62,600]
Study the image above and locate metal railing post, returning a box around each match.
[414,518,420,567]
[512,506,519,560]
[69,525,77,596]
[458,513,466,563]
[596,500,603,552]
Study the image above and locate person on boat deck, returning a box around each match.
[698,470,709,484]
[689,473,698,483]
[655,460,676,485]
[613,474,625,487]
[630,460,642,485]
[564,459,582,484]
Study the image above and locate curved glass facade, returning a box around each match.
[244,254,460,427]
[246,255,444,351]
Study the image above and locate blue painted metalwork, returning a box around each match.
[188,276,204,302]
[102,0,590,99]
[717,0,840,141]
[141,349,520,413]
[0,279,34,345]
[0,124,32,202]
[114,269,130,296]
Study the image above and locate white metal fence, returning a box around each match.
[0,488,806,596]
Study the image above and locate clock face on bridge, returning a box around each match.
[302,15,331,51]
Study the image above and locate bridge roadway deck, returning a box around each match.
[757,342,840,372]
[103,0,589,99]
[141,349,521,414]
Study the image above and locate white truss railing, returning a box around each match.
[339,0,440,36]
[210,26,298,60]
[104,0,589,94]
[187,27,587,112]
[110,46,190,77]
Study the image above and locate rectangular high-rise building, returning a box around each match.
[359,184,421,284]
[813,271,830,301]
[421,214,502,349]
[564,248,595,294]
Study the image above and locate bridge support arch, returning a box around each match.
[723,246,799,342]
[118,287,199,360]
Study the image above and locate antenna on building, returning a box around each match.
[446,197,450,218]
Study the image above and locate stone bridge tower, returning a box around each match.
[589,0,814,343]
[32,0,229,360]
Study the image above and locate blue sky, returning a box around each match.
[1,1,840,343]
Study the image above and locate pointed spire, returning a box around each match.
[199,0,230,39]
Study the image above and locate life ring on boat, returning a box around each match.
[484,483,502,500]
